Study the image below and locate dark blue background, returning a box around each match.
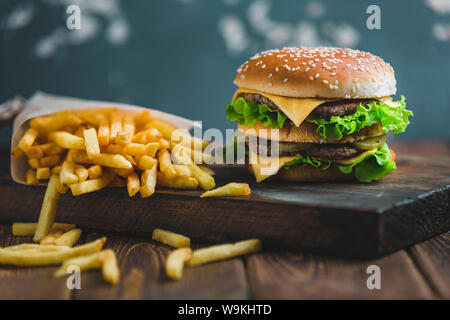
[1,0,449,145]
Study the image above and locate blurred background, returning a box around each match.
[0,0,449,146]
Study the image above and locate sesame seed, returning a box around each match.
[268,73,272,78]
[275,67,279,72]
[305,67,310,72]
[261,64,266,69]
[283,78,288,83]
[323,80,328,84]
[315,73,319,78]
[309,76,314,80]
[268,83,272,87]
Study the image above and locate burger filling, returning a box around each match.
[226,92,412,141]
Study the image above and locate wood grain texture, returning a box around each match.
[72,232,249,300]
[246,250,434,299]
[408,231,450,299]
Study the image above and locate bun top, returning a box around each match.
[234,47,396,99]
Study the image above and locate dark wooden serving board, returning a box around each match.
[0,144,449,258]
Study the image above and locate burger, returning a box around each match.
[225,47,413,182]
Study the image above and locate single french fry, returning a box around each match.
[4,244,71,252]
[186,163,215,190]
[116,114,135,145]
[83,128,100,159]
[54,228,82,247]
[60,160,79,186]
[110,111,123,142]
[198,165,215,176]
[158,149,177,179]
[40,229,65,245]
[33,175,62,242]
[132,128,162,144]
[158,138,170,150]
[136,155,157,171]
[126,172,140,197]
[18,128,39,152]
[99,249,120,285]
[28,158,40,169]
[200,183,251,198]
[45,144,65,155]
[145,119,176,140]
[54,252,102,278]
[12,223,75,236]
[70,170,116,196]
[93,154,132,169]
[140,166,156,198]
[188,239,261,267]
[134,110,153,130]
[126,143,159,157]
[98,118,110,146]
[69,150,93,164]
[26,145,45,158]
[166,248,192,280]
[55,177,69,194]
[152,228,191,248]
[51,165,62,175]
[0,237,106,267]
[36,167,50,180]
[37,110,82,133]
[26,169,38,185]
[75,165,89,182]
[40,154,62,167]
[112,167,134,178]
[87,165,102,179]
[105,144,126,155]
[156,172,198,190]
[48,131,85,150]
[173,164,192,177]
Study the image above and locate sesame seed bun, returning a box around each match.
[234,47,396,99]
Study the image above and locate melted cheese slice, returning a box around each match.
[249,150,296,182]
[249,148,378,182]
[233,88,337,127]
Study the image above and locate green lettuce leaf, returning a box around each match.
[226,97,287,129]
[282,143,396,182]
[306,97,413,140]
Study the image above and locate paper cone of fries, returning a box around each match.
[10,91,195,185]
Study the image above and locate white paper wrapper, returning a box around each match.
[11,91,196,184]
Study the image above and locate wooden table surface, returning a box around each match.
[0,141,449,300]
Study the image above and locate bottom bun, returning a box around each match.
[248,164,355,182]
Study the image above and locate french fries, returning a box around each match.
[33,175,62,242]
[157,172,198,190]
[36,167,50,180]
[54,252,102,278]
[140,166,156,198]
[0,237,106,266]
[166,248,192,280]
[40,229,65,245]
[54,228,82,247]
[26,169,38,185]
[158,149,177,179]
[152,228,191,248]
[70,170,116,196]
[12,222,75,236]
[200,183,251,198]
[83,128,100,159]
[93,154,132,169]
[99,249,120,285]
[87,165,102,179]
[186,163,215,190]
[188,239,262,267]
[48,131,85,150]
[18,128,38,152]
[126,172,140,197]
[60,160,78,186]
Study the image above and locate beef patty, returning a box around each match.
[248,139,363,160]
[238,93,375,118]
